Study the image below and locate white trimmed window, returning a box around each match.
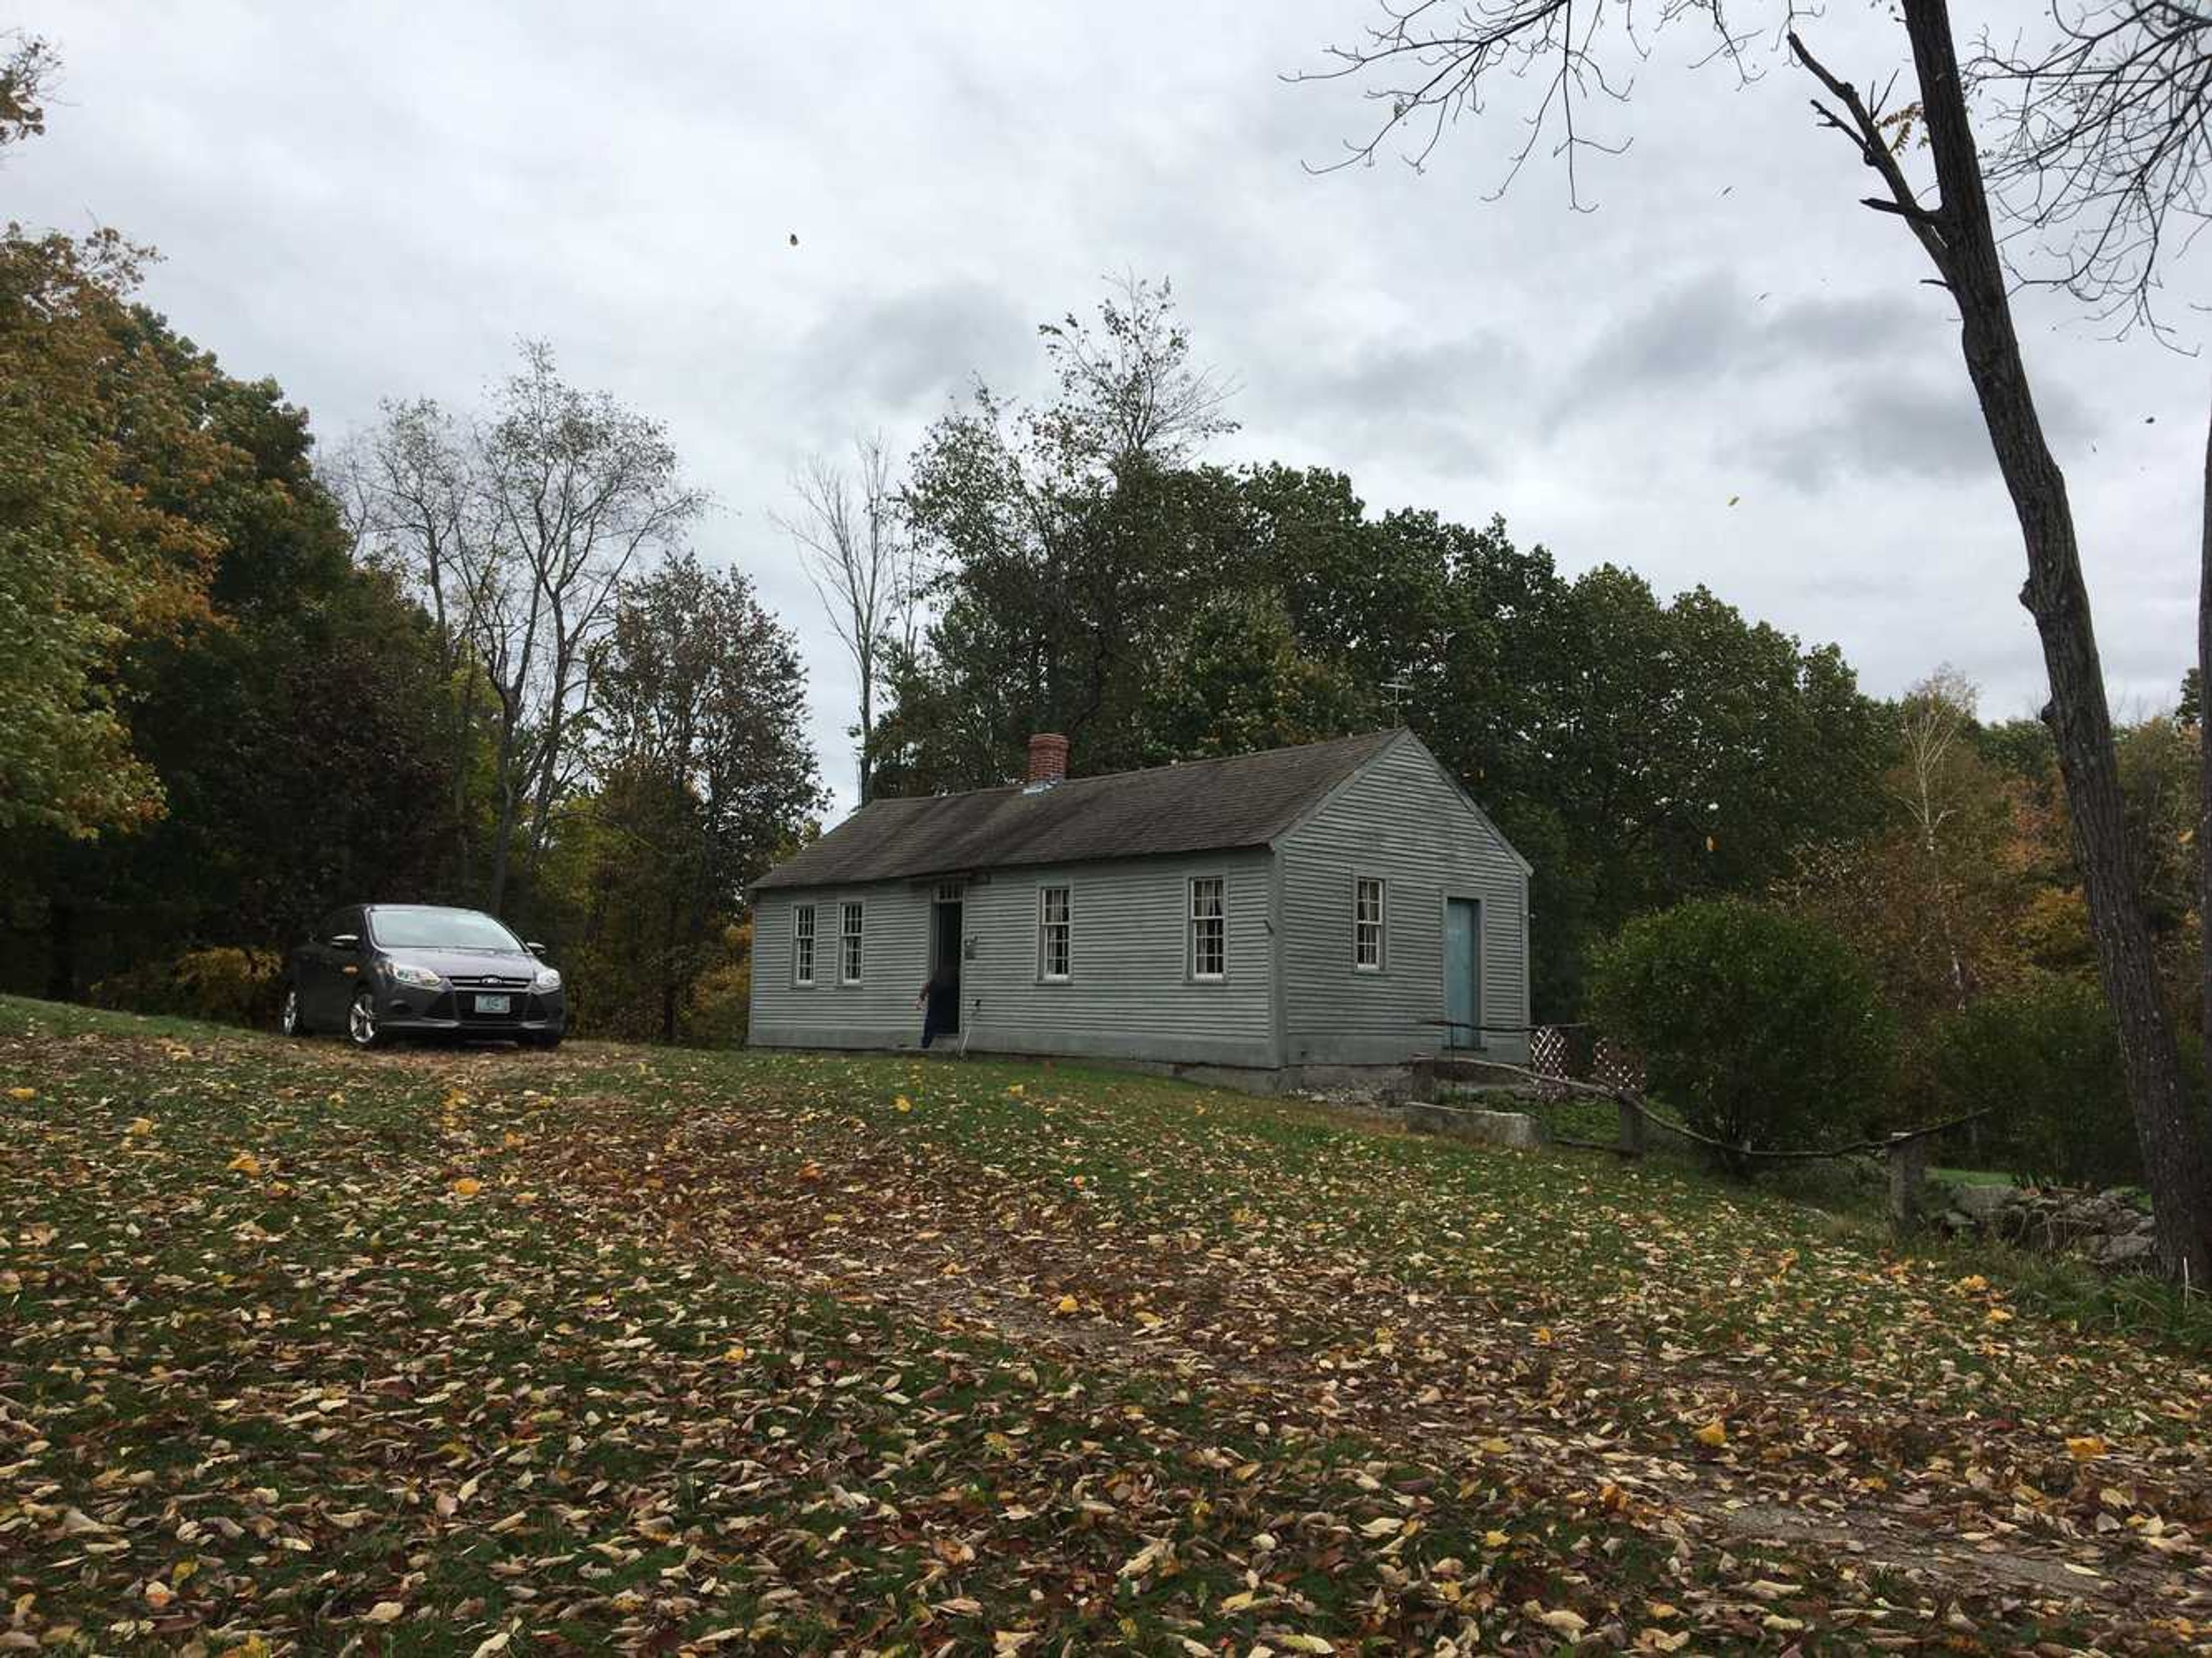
[839,900,864,985]
[793,904,816,986]
[1189,877,1226,981]
[1354,877,1385,972]
[1039,885,1071,981]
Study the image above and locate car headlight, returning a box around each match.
[387,962,444,990]
[533,966,562,991]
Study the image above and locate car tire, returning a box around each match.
[279,983,305,1039]
[346,987,389,1050]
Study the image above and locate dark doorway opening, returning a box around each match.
[930,900,963,1034]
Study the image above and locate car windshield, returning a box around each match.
[368,908,522,952]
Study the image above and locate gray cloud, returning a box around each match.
[12,0,2199,817]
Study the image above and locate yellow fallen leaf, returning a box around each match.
[1694,1421,1728,1448]
[143,1580,173,1609]
[721,1345,750,1363]
[1054,1294,1080,1316]
[1482,1530,1510,1547]
[6,1087,35,1101]
[127,1117,155,1137]
[1955,1274,1988,1293]
[227,1151,262,1178]
[1532,1326,1554,1346]
[1985,1307,2013,1324]
[363,1600,404,1623]
[2066,1435,2107,1461]
[1529,1604,1587,1636]
[894,1095,913,1112]
[452,1178,483,1198]
[171,1559,196,1585]
[1006,1084,1025,1097]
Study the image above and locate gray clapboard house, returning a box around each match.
[748,728,1532,1089]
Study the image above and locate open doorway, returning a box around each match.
[929,889,963,1035]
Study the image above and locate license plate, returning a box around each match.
[473,994,511,1014]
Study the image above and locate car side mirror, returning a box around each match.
[328,933,361,951]
[525,941,547,955]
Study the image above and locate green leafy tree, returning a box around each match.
[1919,976,2149,1189]
[1593,899,1896,1171]
[3,309,468,998]
[875,277,1239,789]
[548,552,822,1041]
[0,222,221,839]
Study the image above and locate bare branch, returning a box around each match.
[1291,0,1757,209]
[1972,1,2212,338]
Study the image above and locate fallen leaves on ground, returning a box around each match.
[1,996,2207,1654]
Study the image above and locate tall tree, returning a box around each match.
[561,552,823,1040]
[877,276,1240,789]
[775,433,918,805]
[0,92,221,838]
[342,342,707,913]
[1306,0,2212,1280]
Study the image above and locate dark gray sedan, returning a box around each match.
[281,904,566,1050]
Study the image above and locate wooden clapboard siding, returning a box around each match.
[1275,733,1531,1066]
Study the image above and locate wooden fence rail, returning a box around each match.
[1407,1048,1987,1237]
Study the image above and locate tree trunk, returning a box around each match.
[2200,383,2211,1096]
[44,899,75,1002]
[1905,0,2212,1285]
[857,653,874,807]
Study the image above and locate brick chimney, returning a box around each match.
[1026,732,1069,786]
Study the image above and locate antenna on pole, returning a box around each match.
[1382,675,1413,721]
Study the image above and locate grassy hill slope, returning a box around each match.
[2,997,2206,1653]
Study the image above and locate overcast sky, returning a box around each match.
[14,1,2203,818]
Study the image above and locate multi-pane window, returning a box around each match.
[793,904,816,986]
[1039,885,1071,981]
[839,901,864,985]
[1189,877,1226,981]
[1354,877,1385,972]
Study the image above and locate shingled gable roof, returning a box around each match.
[756,729,1408,891]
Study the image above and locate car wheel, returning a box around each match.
[347,987,389,1050]
[279,984,305,1038]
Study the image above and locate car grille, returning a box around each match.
[427,989,546,1024]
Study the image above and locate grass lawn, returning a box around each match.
[2,996,2208,1653]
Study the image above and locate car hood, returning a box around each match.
[382,947,544,983]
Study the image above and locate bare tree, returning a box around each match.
[1972,2,2212,1282]
[1894,669,1980,1005]
[1302,0,2212,1282]
[342,342,707,912]
[775,433,919,805]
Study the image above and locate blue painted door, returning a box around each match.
[1444,898,1480,1048]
